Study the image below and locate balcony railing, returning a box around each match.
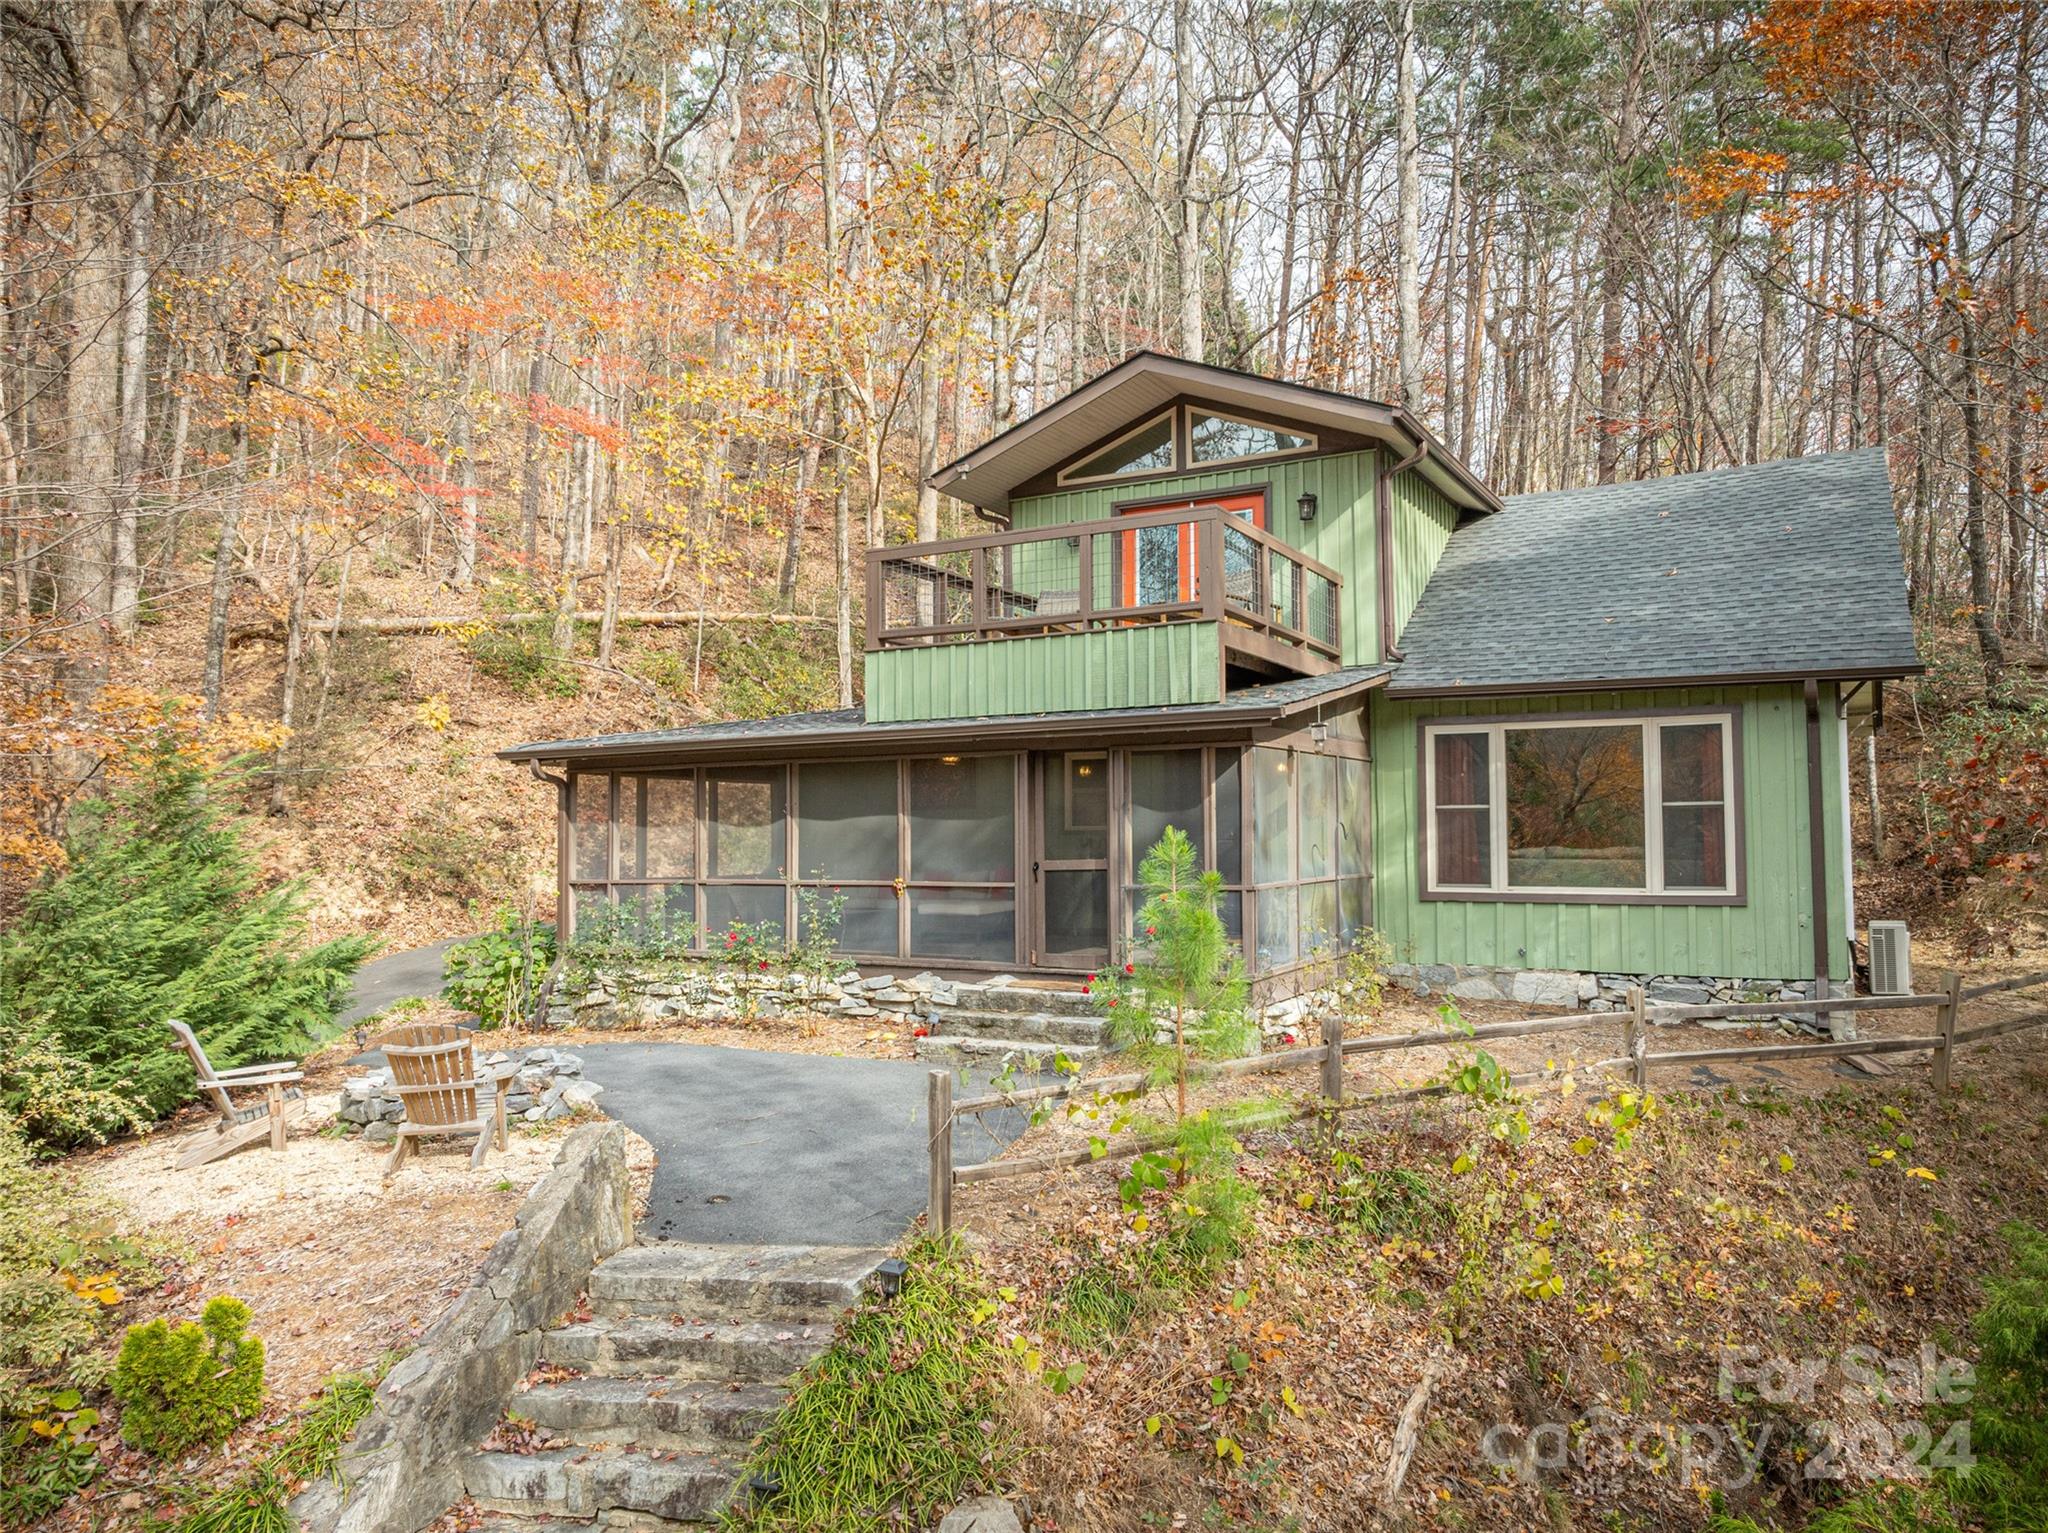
[864,503,1342,673]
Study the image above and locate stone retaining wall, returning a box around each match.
[546,964,967,1029]
[290,1121,633,1533]
[1381,962,1840,1020]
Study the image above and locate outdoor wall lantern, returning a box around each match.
[1310,721,1329,749]
[1297,491,1318,522]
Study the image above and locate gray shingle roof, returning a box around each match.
[1388,447,1922,695]
[500,663,1393,763]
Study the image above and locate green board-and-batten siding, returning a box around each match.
[1388,465,1459,644]
[866,621,1223,723]
[1367,684,1852,982]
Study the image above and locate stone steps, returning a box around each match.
[586,1242,884,1322]
[517,1377,785,1453]
[469,1241,886,1528]
[947,982,1100,1017]
[931,1009,1106,1046]
[912,1035,1102,1068]
[545,1314,836,1381]
[467,1445,740,1524]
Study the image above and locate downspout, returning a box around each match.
[1802,679,1842,1038]
[527,760,572,1025]
[1376,429,1430,662]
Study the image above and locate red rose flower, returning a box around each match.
[1081,984,1091,995]
[1123,963,1134,975]
[758,959,770,971]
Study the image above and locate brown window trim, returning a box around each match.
[1414,704,1749,908]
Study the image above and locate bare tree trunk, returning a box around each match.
[270,509,309,815]
[519,333,550,570]
[597,518,623,669]
[111,154,154,631]
[1173,0,1203,361]
[1595,6,1651,484]
[1394,0,1422,413]
[56,3,132,624]
[202,356,260,717]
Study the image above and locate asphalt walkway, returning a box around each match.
[576,1043,1033,1246]
[338,940,1036,1246]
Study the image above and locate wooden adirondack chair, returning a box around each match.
[381,1029,516,1177]
[162,1020,306,1170]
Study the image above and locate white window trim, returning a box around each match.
[1055,409,1179,486]
[1186,406,1319,468]
[1421,713,1739,900]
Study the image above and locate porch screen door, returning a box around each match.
[1032,751,1110,968]
[1118,489,1267,609]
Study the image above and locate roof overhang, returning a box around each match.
[499,668,1393,769]
[931,351,1501,519]
[1384,662,1927,700]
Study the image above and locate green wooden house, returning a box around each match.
[502,353,1922,1006]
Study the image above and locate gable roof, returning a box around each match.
[932,351,1500,518]
[499,663,1394,766]
[1387,447,1923,696]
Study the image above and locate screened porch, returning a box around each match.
[558,730,1373,980]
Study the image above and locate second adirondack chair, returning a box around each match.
[381,1029,517,1176]
[162,1020,306,1170]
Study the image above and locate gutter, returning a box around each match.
[1384,663,1927,700]
[498,672,1393,769]
[1375,425,1431,663]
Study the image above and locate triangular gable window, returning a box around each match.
[1056,410,1176,485]
[1188,409,1315,465]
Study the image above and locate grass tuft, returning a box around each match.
[722,1238,1021,1533]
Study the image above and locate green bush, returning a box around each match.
[0,744,376,1144]
[466,628,579,697]
[442,907,558,1028]
[723,1240,1020,1532]
[112,1296,266,1458]
[0,1111,153,1412]
[698,622,836,718]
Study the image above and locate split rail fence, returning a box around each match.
[924,969,2048,1235]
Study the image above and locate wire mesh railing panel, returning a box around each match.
[1304,570,1339,650]
[879,550,973,633]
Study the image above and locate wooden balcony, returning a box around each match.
[864,503,1342,682]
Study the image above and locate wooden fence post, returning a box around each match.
[1321,1011,1344,1139]
[1627,986,1649,1090]
[927,1069,954,1236]
[1933,970,1962,1096]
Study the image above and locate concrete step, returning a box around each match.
[948,982,1100,1017]
[912,1035,1102,1068]
[466,1444,739,1524]
[587,1243,889,1322]
[544,1316,832,1382]
[518,1377,784,1453]
[933,1009,1106,1046]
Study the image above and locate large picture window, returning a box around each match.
[1422,713,1739,900]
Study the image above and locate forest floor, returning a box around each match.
[954,945,2048,1532]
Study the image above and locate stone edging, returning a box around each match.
[290,1121,633,1533]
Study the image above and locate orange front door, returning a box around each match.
[1117,489,1267,608]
